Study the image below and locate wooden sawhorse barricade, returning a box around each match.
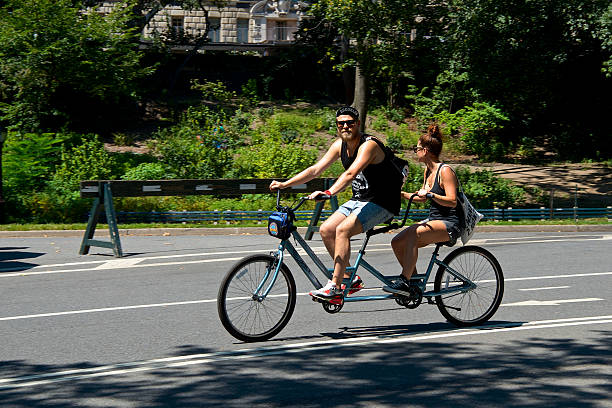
[79,178,338,257]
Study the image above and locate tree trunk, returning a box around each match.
[353,64,368,133]
[340,35,354,105]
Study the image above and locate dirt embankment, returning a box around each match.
[464,163,611,207]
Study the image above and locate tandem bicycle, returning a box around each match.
[217,192,504,342]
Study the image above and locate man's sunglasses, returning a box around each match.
[336,119,356,127]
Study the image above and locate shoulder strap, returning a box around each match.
[364,135,390,159]
[439,164,464,193]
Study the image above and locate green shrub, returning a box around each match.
[435,102,509,160]
[241,78,259,107]
[371,114,389,132]
[381,106,405,123]
[386,133,404,152]
[122,162,171,180]
[455,166,525,208]
[2,132,68,194]
[232,141,318,178]
[257,107,274,122]
[386,124,419,152]
[50,136,116,195]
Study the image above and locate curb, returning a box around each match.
[1,224,611,238]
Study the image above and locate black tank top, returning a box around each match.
[428,164,460,224]
[340,134,400,215]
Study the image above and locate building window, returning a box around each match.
[237,19,249,43]
[275,21,287,41]
[208,17,221,42]
[171,16,184,36]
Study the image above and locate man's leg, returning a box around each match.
[331,214,363,287]
[319,211,347,259]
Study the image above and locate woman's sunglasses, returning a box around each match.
[412,145,425,153]
[336,119,356,127]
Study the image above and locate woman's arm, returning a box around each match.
[430,165,458,207]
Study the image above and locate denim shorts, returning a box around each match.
[337,200,395,232]
[420,218,461,246]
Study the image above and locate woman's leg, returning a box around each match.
[391,220,450,280]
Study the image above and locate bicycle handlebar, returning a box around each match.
[275,190,330,212]
[275,190,420,235]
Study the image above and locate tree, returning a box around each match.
[0,0,152,131]
[302,0,446,128]
[440,0,612,159]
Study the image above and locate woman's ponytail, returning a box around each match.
[419,123,443,156]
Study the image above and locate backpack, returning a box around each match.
[365,136,410,187]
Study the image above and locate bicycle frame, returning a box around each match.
[255,193,476,303]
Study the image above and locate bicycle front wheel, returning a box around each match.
[434,246,504,327]
[217,254,296,342]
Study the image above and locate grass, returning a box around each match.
[1,218,609,231]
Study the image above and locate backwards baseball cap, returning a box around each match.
[336,106,359,120]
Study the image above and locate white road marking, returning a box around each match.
[519,286,570,291]
[1,234,610,276]
[0,314,610,389]
[501,298,603,307]
[1,268,608,322]
[94,258,143,270]
[0,299,216,322]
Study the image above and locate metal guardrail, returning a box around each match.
[107,207,612,224]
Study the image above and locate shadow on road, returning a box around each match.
[0,329,610,407]
[0,247,43,272]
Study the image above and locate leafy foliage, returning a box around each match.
[2,133,68,194]
[232,142,318,179]
[436,102,510,160]
[50,137,116,195]
[455,166,526,208]
[0,0,152,131]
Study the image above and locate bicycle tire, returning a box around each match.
[434,245,504,327]
[217,254,296,342]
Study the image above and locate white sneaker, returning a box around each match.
[309,280,343,301]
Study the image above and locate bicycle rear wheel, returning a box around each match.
[217,254,296,342]
[434,246,504,327]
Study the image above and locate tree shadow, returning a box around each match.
[0,329,610,407]
[0,247,43,272]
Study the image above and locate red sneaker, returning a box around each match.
[341,275,365,295]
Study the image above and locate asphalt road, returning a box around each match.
[0,231,611,407]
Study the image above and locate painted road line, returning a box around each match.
[1,271,608,322]
[0,314,610,389]
[519,286,570,291]
[0,299,217,322]
[501,298,604,307]
[2,234,610,275]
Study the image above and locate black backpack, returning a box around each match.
[365,136,410,187]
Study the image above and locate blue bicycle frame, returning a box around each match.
[258,194,475,303]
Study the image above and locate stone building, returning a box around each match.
[98,1,307,51]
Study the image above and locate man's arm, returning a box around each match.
[322,139,382,196]
[269,139,342,191]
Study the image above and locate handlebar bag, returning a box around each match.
[268,211,293,239]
